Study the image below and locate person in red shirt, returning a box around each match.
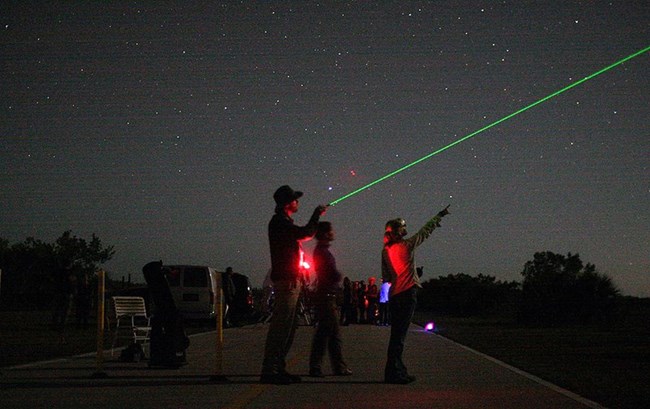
[381,205,450,384]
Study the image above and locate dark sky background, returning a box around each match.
[2,2,648,296]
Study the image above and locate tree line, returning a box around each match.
[418,251,620,325]
[1,232,621,325]
[0,231,115,309]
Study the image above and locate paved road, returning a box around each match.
[1,323,605,408]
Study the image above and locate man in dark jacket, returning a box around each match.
[260,185,326,384]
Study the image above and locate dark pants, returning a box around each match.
[339,303,351,325]
[378,302,390,325]
[261,279,301,375]
[367,300,378,324]
[384,287,417,381]
[309,293,347,373]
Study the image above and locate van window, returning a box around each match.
[183,267,209,287]
[165,267,181,287]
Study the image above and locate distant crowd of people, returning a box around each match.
[339,276,391,326]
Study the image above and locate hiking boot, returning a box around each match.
[279,371,302,383]
[334,368,353,376]
[308,369,325,377]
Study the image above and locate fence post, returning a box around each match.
[210,272,228,383]
[92,269,108,378]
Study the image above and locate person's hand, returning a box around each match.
[314,204,327,217]
[437,204,450,218]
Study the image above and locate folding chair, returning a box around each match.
[111,296,152,356]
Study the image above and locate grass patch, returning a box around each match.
[0,311,105,367]
[414,311,649,409]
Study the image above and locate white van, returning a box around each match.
[161,265,222,320]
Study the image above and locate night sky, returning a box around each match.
[2,2,648,296]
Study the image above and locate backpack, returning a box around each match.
[119,342,144,362]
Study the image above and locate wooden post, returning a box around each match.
[92,269,108,378]
[210,271,228,383]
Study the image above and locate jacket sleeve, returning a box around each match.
[406,214,443,249]
[289,211,320,241]
[276,212,319,242]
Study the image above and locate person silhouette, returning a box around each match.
[260,185,327,385]
[381,205,450,384]
[308,221,352,377]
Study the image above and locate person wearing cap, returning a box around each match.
[308,221,352,378]
[260,185,327,385]
[381,204,450,384]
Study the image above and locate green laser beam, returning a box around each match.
[328,45,650,206]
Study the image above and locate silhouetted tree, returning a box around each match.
[0,231,114,309]
[419,273,519,317]
[519,251,619,325]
